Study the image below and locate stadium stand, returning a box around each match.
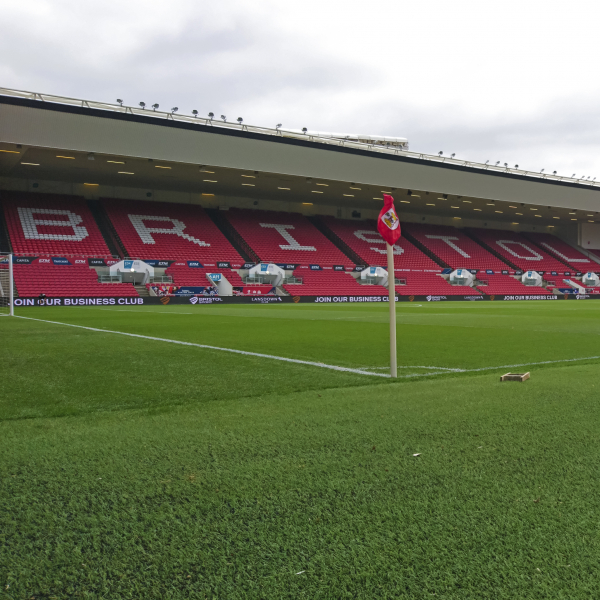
[319,217,441,271]
[102,199,244,264]
[475,274,551,295]
[403,222,510,271]
[283,269,387,296]
[13,262,138,297]
[468,228,568,271]
[395,272,479,296]
[165,262,274,295]
[225,210,355,268]
[522,232,593,270]
[2,191,112,258]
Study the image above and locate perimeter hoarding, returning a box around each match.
[11,293,600,307]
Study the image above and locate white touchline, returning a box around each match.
[15,316,388,378]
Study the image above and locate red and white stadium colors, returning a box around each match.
[224,210,354,268]
[475,274,551,295]
[395,273,478,296]
[522,232,592,271]
[2,192,112,258]
[402,223,508,271]
[320,217,441,271]
[13,262,138,298]
[467,228,569,272]
[102,199,244,265]
[283,269,388,296]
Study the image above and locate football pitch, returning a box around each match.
[2,301,600,598]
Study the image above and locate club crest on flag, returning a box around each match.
[377,193,402,247]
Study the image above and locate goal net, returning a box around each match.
[0,253,14,316]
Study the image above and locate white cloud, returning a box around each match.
[2,0,600,176]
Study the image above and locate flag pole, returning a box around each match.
[386,242,397,378]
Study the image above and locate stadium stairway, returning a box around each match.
[0,198,12,254]
[399,229,450,269]
[135,284,150,297]
[87,200,124,259]
[463,229,518,270]
[205,208,258,263]
[308,216,364,266]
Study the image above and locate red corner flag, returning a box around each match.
[377,194,401,246]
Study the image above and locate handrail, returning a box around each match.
[2,86,598,188]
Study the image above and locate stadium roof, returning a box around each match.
[1,87,600,225]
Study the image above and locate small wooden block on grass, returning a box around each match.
[500,372,530,382]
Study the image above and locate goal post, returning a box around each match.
[0,253,14,316]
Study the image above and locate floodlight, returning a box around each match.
[116,99,123,106]
[208,112,214,121]
[485,160,489,164]
[572,174,576,177]
[237,117,243,123]
[451,153,455,159]
[553,171,557,175]
[541,169,544,173]
[171,107,178,113]
[438,151,443,156]
[192,109,198,116]
[504,163,508,167]
[139,102,146,109]
[220,115,226,121]
[302,127,308,133]
[152,103,159,111]
[495,161,500,165]
[276,123,282,130]
[515,164,518,168]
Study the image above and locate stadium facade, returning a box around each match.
[2,87,600,305]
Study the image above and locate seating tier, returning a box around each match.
[2,191,112,258]
[395,273,479,296]
[522,232,593,271]
[475,274,552,295]
[320,217,441,270]
[283,270,386,296]
[102,199,243,264]
[403,222,509,270]
[14,264,138,297]
[468,228,568,271]
[225,210,354,268]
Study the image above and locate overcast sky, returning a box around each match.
[2,0,599,177]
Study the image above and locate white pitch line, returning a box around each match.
[15,316,388,378]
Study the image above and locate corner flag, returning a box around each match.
[377,193,400,378]
[377,194,401,246]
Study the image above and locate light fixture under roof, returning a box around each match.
[495,211,503,213]
[569,212,576,215]
[202,193,215,196]
[553,216,560,219]
[21,162,39,165]
[107,160,125,164]
[486,203,495,206]
[84,183,99,186]
[474,208,482,211]
[155,165,171,169]
[241,174,256,178]
[451,206,459,209]
[589,220,595,222]
[343,194,354,197]
[57,155,75,159]
[571,218,577,220]
[373,197,383,200]
[515,212,523,215]
[535,215,542,217]
[199,166,214,173]
[350,186,361,190]
[242,183,255,187]
[0,149,20,154]
[311,190,323,194]
[278,187,290,190]
[316,183,328,186]
[204,180,217,183]
[512,222,519,225]
[400,200,410,203]
[426,203,435,206]
[530,208,538,211]
[118,171,134,175]
[462,200,471,203]
[453,217,461,219]
[302,202,313,205]
[509,205,517,208]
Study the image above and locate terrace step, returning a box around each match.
[308,216,362,266]
[135,285,150,297]
[463,229,517,270]
[87,199,124,258]
[205,208,257,263]
[0,197,12,253]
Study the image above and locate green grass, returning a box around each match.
[2,302,600,598]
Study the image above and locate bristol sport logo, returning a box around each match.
[189,297,199,304]
[426,295,447,302]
